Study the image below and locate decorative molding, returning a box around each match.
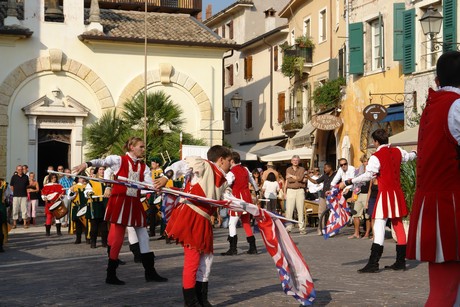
[159,63,173,84]
[49,49,63,72]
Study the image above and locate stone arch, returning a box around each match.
[0,54,115,112]
[117,69,213,121]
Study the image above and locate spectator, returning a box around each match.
[305,163,336,235]
[331,158,356,200]
[0,177,8,252]
[43,166,54,185]
[277,174,285,215]
[26,172,40,225]
[364,178,378,239]
[22,165,29,176]
[262,161,279,185]
[285,155,307,234]
[10,165,29,229]
[262,172,279,214]
[348,155,370,239]
[306,168,322,201]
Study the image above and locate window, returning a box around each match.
[244,56,253,80]
[225,65,234,87]
[319,9,327,42]
[245,101,253,129]
[224,111,231,133]
[303,18,311,38]
[226,20,234,40]
[370,17,383,71]
[278,92,285,123]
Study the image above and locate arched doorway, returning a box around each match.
[326,131,337,169]
[37,129,71,186]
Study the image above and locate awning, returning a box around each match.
[380,104,404,123]
[389,126,419,146]
[238,139,286,157]
[232,149,258,161]
[260,147,312,162]
[291,122,316,147]
[182,145,258,161]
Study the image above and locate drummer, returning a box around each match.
[41,173,64,236]
[88,167,109,248]
[69,175,93,244]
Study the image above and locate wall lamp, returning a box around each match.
[420,6,460,51]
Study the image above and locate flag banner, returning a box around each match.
[161,190,180,224]
[258,210,316,306]
[323,187,351,239]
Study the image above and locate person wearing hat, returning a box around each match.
[262,161,279,184]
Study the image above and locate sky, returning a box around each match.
[202,0,236,16]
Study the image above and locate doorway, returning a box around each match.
[37,129,71,187]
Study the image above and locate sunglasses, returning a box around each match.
[340,163,348,167]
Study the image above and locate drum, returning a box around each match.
[141,197,149,211]
[49,200,68,219]
[76,206,87,228]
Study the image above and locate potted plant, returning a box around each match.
[281,55,305,78]
[295,35,315,49]
[313,77,346,111]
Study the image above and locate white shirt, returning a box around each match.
[225,164,259,192]
[331,165,356,189]
[307,175,323,194]
[352,144,417,184]
[442,86,460,144]
[262,180,279,199]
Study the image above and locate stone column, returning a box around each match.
[27,116,38,173]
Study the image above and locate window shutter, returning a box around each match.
[274,46,278,71]
[229,64,234,86]
[329,58,338,80]
[244,56,253,80]
[222,25,225,38]
[402,9,415,74]
[393,3,405,61]
[378,13,384,69]
[245,101,252,129]
[229,20,234,40]
[278,92,285,123]
[443,0,457,52]
[224,111,231,133]
[349,22,364,74]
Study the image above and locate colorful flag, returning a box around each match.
[322,187,351,239]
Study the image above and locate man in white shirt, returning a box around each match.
[330,158,355,199]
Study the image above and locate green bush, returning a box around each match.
[400,160,417,216]
[281,56,304,78]
[313,77,345,110]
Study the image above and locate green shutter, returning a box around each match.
[349,22,364,74]
[393,3,405,61]
[402,9,415,74]
[378,13,384,69]
[443,0,457,52]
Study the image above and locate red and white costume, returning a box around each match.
[89,153,152,258]
[225,164,258,238]
[352,144,416,246]
[41,182,64,225]
[406,87,460,307]
[165,157,228,288]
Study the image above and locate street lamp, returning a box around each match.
[230,92,243,110]
[419,6,443,39]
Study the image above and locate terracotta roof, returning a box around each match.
[80,9,237,48]
[203,0,254,26]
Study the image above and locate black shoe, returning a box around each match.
[141,252,168,282]
[183,288,202,307]
[157,235,166,240]
[358,243,383,273]
[246,235,258,255]
[221,235,237,256]
[195,281,212,307]
[384,245,406,271]
[106,259,125,285]
[74,236,82,244]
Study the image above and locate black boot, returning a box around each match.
[0,232,4,252]
[74,235,82,244]
[107,245,126,265]
[141,252,168,282]
[129,243,142,263]
[384,245,407,271]
[221,235,237,256]
[246,235,258,254]
[56,224,62,236]
[106,258,125,285]
[358,243,384,273]
[90,238,97,249]
[183,288,202,307]
[45,225,51,236]
[195,281,212,307]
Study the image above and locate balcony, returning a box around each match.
[282,108,304,138]
[80,0,202,16]
[281,46,313,78]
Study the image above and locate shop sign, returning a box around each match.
[363,104,387,122]
[311,114,342,131]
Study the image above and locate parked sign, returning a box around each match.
[311,114,342,130]
[363,104,387,122]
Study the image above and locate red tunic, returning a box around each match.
[372,146,407,219]
[228,164,252,217]
[407,89,460,263]
[104,155,147,227]
[41,183,64,215]
[166,158,227,254]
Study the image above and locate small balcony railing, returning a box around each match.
[283,46,313,64]
[81,0,202,15]
[282,107,304,137]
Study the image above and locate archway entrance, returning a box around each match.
[37,129,71,186]
[326,131,337,169]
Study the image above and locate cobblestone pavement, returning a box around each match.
[1,210,428,306]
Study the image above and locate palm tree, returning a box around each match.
[84,109,126,159]
[84,91,206,161]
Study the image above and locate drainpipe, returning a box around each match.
[263,37,274,130]
[222,50,234,121]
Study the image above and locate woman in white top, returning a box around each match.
[262,172,279,213]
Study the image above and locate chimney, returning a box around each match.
[206,4,212,20]
[264,8,276,32]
